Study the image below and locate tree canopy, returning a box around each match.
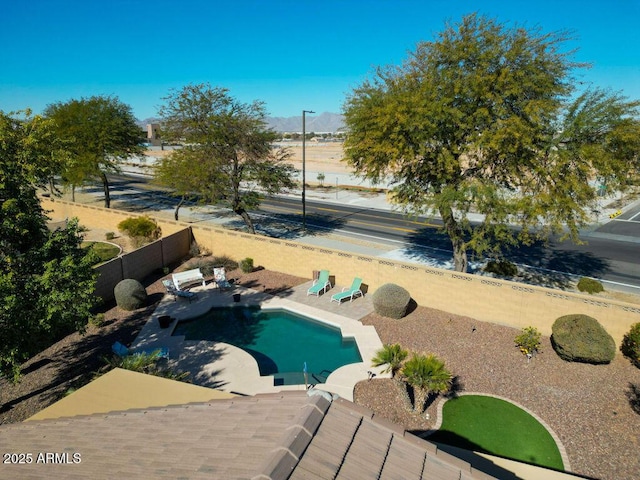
[0,111,98,381]
[44,96,143,208]
[343,14,640,272]
[155,83,296,232]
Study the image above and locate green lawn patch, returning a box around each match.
[429,395,564,471]
[82,241,120,265]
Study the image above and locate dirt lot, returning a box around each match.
[146,143,351,176]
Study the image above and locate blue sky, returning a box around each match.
[2,0,639,119]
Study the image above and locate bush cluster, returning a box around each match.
[577,277,604,294]
[621,322,640,368]
[515,326,542,357]
[114,279,147,311]
[551,314,615,364]
[372,283,411,319]
[239,257,254,273]
[185,256,239,277]
[117,216,161,247]
[484,260,518,277]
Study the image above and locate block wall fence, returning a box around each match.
[42,198,640,345]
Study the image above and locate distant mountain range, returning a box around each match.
[264,112,345,133]
[138,112,345,134]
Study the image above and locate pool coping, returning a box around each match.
[131,283,388,401]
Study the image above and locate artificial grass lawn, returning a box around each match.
[429,395,564,471]
[82,241,120,265]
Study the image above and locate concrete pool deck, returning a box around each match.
[131,281,388,401]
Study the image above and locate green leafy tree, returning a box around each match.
[0,111,98,381]
[44,96,143,208]
[155,83,297,233]
[343,14,640,272]
[402,353,452,414]
[371,343,408,378]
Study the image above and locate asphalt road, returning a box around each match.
[99,174,640,290]
[257,195,640,290]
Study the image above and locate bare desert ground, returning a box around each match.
[145,143,351,176]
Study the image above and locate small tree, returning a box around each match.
[156,83,297,233]
[371,343,408,379]
[44,96,143,208]
[402,353,452,414]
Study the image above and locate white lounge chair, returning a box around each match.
[213,267,232,291]
[162,279,197,302]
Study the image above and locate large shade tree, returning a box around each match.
[0,111,97,381]
[155,83,296,232]
[343,14,640,272]
[44,96,143,207]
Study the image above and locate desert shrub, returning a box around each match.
[372,283,411,319]
[484,260,518,277]
[114,279,147,311]
[239,257,254,273]
[551,314,615,364]
[117,216,161,247]
[577,277,604,294]
[89,313,105,327]
[621,322,640,368]
[515,326,542,357]
[105,231,115,240]
[186,256,238,277]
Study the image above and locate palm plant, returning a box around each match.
[402,353,452,414]
[371,344,408,379]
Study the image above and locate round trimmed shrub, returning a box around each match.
[621,322,640,368]
[372,283,411,319]
[577,277,604,295]
[114,279,147,311]
[551,314,615,364]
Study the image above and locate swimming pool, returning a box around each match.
[172,307,363,386]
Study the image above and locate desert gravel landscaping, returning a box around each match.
[1,269,639,480]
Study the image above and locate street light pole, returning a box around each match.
[302,109,314,231]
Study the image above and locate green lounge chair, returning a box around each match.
[330,277,363,304]
[307,270,331,296]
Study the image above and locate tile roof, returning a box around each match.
[0,390,501,479]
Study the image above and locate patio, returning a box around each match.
[130,279,385,400]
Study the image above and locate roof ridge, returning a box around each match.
[253,390,334,480]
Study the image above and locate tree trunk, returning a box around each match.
[439,205,468,272]
[235,208,256,234]
[71,185,76,202]
[100,172,111,208]
[174,195,185,221]
[413,387,428,414]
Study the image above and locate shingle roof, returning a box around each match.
[0,390,498,479]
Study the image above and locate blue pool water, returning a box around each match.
[172,307,362,386]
